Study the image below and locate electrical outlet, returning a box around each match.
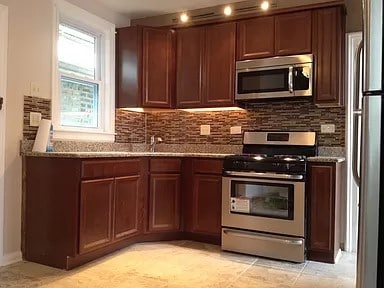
[230,126,242,134]
[30,81,40,97]
[321,124,335,133]
[200,125,211,135]
[29,112,42,127]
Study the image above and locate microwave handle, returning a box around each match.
[288,66,294,93]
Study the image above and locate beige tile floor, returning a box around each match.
[0,241,356,288]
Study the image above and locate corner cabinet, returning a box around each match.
[116,26,175,108]
[176,22,236,108]
[307,161,344,263]
[147,158,181,233]
[23,157,147,269]
[312,6,345,107]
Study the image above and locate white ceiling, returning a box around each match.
[95,0,246,19]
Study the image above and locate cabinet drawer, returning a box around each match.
[193,159,223,175]
[114,159,141,176]
[81,160,115,179]
[150,158,181,173]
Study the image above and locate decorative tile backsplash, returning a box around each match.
[23,96,51,140]
[24,96,345,147]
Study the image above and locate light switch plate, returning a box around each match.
[200,125,211,135]
[230,126,242,135]
[30,112,42,127]
[321,124,335,133]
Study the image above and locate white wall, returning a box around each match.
[0,0,129,265]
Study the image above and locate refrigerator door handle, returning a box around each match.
[352,41,364,187]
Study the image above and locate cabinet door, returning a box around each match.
[114,175,142,241]
[176,27,205,108]
[142,27,175,108]
[192,174,222,235]
[148,174,180,232]
[236,16,274,60]
[275,11,312,56]
[79,178,114,254]
[312,7,345,106]
[204,22,236,107]
[308,163,337,263]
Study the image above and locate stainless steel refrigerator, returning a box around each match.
[354,0,384,287]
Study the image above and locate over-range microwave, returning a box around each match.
[235,54,313,101]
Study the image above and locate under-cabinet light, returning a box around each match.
[179,107,244,113]
[180,13,189,23]
[223,6,233,16]
[260,1,270,11]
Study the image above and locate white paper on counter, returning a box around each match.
[32,119,52,152]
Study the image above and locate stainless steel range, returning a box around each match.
[221,131,317,263]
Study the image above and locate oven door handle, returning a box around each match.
[224,171,303,180]
[223,229,303,246]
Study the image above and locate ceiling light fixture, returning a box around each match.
[223,6,232,16]
[260,1,270,11]
[180,13,189,23]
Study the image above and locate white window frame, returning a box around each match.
[52,0,115,142]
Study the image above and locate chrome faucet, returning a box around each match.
[150,136,163,152]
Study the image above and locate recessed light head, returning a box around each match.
[223,6,232,16]
[180,13,189,23]
[261,1,270,11]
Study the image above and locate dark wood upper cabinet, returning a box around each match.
[176,22,235,108]
[114,175,142,240]
[275,11,312,56]
[79,178,114,254]
[312,7,345,107]
[204,22,236,107]
[236,16,275,60]
[176,27,205,108]
[116,26,175,108]
[307,162,343,264]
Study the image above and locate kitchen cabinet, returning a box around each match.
[176,22,235,108]
[236,11,311,60]
[79,178,114,254]
[307,161,343,263]
[183,159,223,244]
[236,16,275,60]
[312,6,345,107]
[275,11,312,56]
[116,26,175,108]
[24,157,146,269]
[148,158,181,233]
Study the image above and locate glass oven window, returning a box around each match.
[230,180,294,220]
[237,68,289,94]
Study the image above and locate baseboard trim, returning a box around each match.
[1,251,22,266]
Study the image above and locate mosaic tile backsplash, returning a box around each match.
[24,96,345,147]
[23,96,51,140]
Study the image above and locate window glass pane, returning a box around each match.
[60,76,99,128]
[58,24,96,80]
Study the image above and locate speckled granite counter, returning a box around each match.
[22,151,233,159]
[307,156,345,163]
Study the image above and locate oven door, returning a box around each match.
[222,176,305,237]
[235,63,312,100]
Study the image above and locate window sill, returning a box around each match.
[53,129,115,142]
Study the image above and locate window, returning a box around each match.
[53,0,115,141]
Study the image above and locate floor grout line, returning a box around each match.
[224,257,259,288]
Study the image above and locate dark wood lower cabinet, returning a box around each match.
[114,175,142,240]
[79,179,114,254]
[192,174,222,235]
[307,162,343,263]
[148,174,181,232]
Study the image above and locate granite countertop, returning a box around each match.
[307,156,345,163]
[22,151,233,159]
